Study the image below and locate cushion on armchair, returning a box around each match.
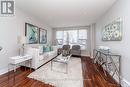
[62,50,70,56]
[61,45,70,56]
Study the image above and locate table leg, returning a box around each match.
[8,64,10,81]
[66,63,68,74]
[51,61,53,71]
[94,50,98,63]
[8,64,10,86]
[30,60,32,72]
[13,65,16,85]
[25,61,26,71]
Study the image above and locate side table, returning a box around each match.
[8,55,32,84]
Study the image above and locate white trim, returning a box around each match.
[53,26,90,30]
[0,66,20,75]
[0,67,8,75]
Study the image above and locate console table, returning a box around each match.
[93,49,121,85]
[8,55,32,84]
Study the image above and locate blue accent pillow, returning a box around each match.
[43,46,51,52]
[50,46,53,51]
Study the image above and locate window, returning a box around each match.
[78,30,87,49]
[56,31,63,45]
[64,30,78,44]
[56,29,87,50]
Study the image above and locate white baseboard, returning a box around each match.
[121,78,130,87]
[0,67,8,75]
[81,55,90,57]
[0,66,19,75]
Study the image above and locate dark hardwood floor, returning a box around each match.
[0,57,120,87]
[81,57,120,87]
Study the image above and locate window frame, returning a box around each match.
[56,29,88,50]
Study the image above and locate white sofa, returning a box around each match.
[25,46,58,69]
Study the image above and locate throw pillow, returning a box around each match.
[62,50,69,56]
[43,46,51,52]
[50,46,53,51]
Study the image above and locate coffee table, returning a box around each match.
[51,54,71,74]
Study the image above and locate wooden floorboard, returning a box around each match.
[0,57,120,87]
[81,57,120,87]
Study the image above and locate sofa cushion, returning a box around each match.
[39,45,44,54]
[43,45,54,52]
[43,46,49,52]
[50,46,53,51]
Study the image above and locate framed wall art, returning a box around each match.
[25,23,39,44]
[39,28,47,44]
[102,18,122,41]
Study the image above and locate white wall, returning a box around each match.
[96,0,130,85]
[0,8,52,75]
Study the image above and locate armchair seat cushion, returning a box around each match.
[71,45,81,56]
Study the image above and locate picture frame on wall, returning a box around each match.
[39,28,47,44]
[25,23,39,44]
[102,18,122,41]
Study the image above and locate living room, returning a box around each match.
[0,0,130,87]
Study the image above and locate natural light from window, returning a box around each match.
[56,29,87,50]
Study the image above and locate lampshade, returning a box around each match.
[18,36,27,44]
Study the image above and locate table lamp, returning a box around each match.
[18,36,27,56]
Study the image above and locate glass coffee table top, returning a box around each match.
[53,54,71,63]
[51,54,72,74]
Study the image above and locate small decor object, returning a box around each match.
[102,18,122,41]
[57,39,63,45]
[98,46,110,53]
[39,28,47,44]
[25,23,39,44]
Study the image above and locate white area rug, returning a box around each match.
[28,57,83,87]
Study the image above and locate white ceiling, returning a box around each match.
[16,0,117,27]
